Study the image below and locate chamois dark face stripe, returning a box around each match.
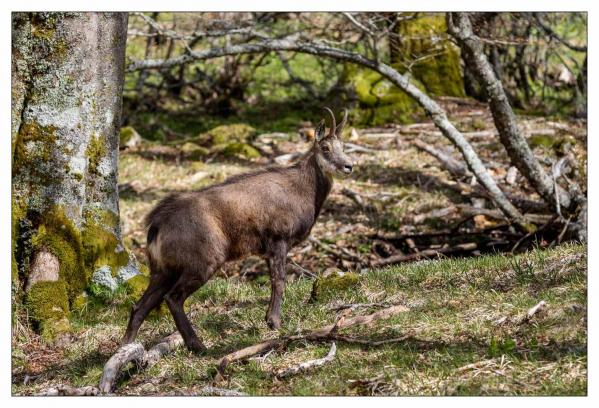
[123,108,355,350]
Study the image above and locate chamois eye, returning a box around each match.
[321,145,330,153]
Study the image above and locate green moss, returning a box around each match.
[197,124,257,146]
[30,13,57,40]
[82,208,129,277]
[350,67,422,126]
[119,126,143,149]
[12,122,58,175]
[40,317,71,341]
[26,281,69,324]
[395,13,465,97]
[30,206,86,300]
[310,272,361,302]
[119,126,136,146]
[219,142,261,159]
[85,134,107,177]
[11,197,27,283]
[71,292,88,311]
[180,142,209,160]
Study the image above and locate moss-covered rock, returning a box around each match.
[119,126,142,149]
[195,124,257,146]
[219,142,261,159]
[310,271,361,302]
[395,13,465,97]
[350,68,422,126]
[348,13,465,126]
[180,142,209,160]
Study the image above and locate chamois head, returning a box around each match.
[314,107,354,176]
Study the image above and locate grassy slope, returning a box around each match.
[12,243,586,396]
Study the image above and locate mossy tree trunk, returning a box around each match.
[12,12,138,339]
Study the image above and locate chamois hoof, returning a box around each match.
[186,339,208,354]
[266,315,281,330]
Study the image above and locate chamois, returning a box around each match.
[122,108,354,352]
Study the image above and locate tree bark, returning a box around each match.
[12,12,137,337]
[447,12,572,212]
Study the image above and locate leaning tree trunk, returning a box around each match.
[12,12,138,339]
[447,12,573,213]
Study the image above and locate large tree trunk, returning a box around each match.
[12,12,138,338]
[447,12,573,212]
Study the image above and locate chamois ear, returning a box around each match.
[315,119,327,142]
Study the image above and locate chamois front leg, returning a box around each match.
[266,241,288,330]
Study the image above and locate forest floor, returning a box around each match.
[12,98,587,395]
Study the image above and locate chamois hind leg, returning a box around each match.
[164,269,211,353]
[122,271,175,345]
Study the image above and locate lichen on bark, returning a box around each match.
[11,12,136,339]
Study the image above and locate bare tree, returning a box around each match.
[447,12,586,236]
[12,12,138,337]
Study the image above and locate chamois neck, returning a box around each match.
[301,150,333,218]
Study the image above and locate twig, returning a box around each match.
[216,304,410,377]
[275,342,337,378]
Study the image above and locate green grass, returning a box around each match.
[12,243,587,395]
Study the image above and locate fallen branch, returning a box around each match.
[217,304,410,376]
[412,139,471,178]
[371,242,478,267]
[99,342,145,394]
[330,333,412,347]
[275,342,337,378]
[36,385,100,396]
[143,332,184,367]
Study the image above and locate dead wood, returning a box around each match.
[216,304,410,376]
[308,236,362,263]
[275,342,337,378]
[143,332,184,367]
[36,385,100,396]
[99,342,145,394]
[412,139,471,178]
[371,242,478,267]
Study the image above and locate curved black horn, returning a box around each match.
[335,108,348,135]
[323,107,336,137]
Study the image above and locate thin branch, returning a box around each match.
[275,342,337,378]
